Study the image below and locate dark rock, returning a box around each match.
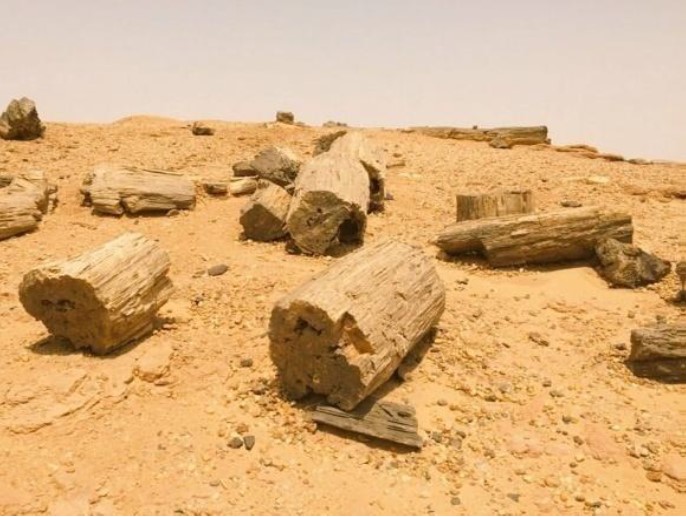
[450,496,461,506]
[228,437,243,449]
[243,435,256,451]
[507,493,520,502]
[232,161,257,178]
[595,238,671,288]
[249,146,301,187]
[208,264,229,277]
[276,111,294,124]
[560,200,582,208]
[384,191,395,201]
[323,121,348,128]
[239,357,253,368]
[202,181,228,196]
[313,130,347,156]
[191,122,214,136]
[0,97,45,140]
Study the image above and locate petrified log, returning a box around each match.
[286,151,369,255]
[249,146,301,187]
[19,233,174,354]
[0,193,41,240]
[328,132,387,212]
[456,189,534,222]
[628,325,686,382]
[230,177,258,196]
[311,398,423,449]
[434,207,633,267]
[595,238,671,288]
[81,164,196,215]
[239,183,291,241]
[269,240,446,410]
[411,125,548,146]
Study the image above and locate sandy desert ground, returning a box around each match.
[0,117,685,515]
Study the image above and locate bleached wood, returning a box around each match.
[239,183,291,241]
[81,164,196,215]
[286,150,370,255]
[230,177,258,196]
[269,240,445,410]
[434,207,633,267]
[456,189,534,221]
[19,233,174,354]
[0,194,41,241]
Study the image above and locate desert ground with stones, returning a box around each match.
[1,114,686,515]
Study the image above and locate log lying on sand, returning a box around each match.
[434,207,633,267]
[0,170,56,241]
[239,183,291,241]
[19,233,174,354]
[328,132,387,212]
[286,150,370,255]
[230,177,258,196]
[269,240,446,410]
[628,325,686,382]
[412,125,548,146]
[456,189,534,222]
[81,164,196,215]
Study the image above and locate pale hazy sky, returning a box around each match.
[1,0,684,160]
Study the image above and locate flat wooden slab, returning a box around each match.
[311,398,423,449]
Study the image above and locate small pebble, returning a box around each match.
[228,437,243,449]
[208,264,229,276]
[240,357,254,368]
[243,435,256,451]
[450,496,461,506]
[561,200,582,208]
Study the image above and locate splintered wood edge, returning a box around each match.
[311,399,423,449]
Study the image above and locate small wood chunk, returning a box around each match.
[456,189,534,222]
[239,183,291,241]
[629,325,686,362]
[191,122,215,136]
[202,181,228,196]
[19,232,174,354]
[81,164,196,215]
[311,398,423,449]
[230,177,258,196]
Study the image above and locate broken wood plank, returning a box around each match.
[311,398,423,449]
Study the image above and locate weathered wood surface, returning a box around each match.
[286,150,369,255]
[311,398,423,449]
[81,164,196,215]
[269,240,446,410]
[230,177,258,196]
[0,170,55,241]
[595,238,671,288]
[19,232,174,354]
[629,325,686,362]
[434,207,633,267]
[239,183,291,241]
[412,125,548,146]
[456,189,534,221]
[328,132,387,212]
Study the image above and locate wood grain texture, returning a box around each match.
[0,170,53,241]
[434,206,633,267]
[269,240,445,410]
[239,182,291,241]
[455,189,534,222]
[311,398,423,449]
[19,232,174,354]
[81,164,196,215]
[630,325,686,362]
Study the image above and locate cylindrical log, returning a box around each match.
[286,150,370,255]
[456,189,534,221]
[433,206,633,267]
[230,177,258,196]
[0,194,41,241]
[327,132,387,212]
[269,239,446,410]
[239,183,291,241]
[19,232,174,354]
[629,325,686,362]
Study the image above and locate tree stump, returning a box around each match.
[628,325,686,382]
[19,233,174,354]
[455,189,534,221]
[239,183,291,241]
[81,164,196,215]
[433,207,633,267]
[269,240,446,410]
[286,151,370,255]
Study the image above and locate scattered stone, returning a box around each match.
[323,120,348,128]
[276,111,294,124]
[489,136,511,149]
[507,493,520,502]
[437,398,448,406]
[228,436,244,449]
[384,191,394,201]
[628,158,651,165]
[528,332,549,346]
[613,342,627,351]
[595,238,671,288]
[450,496,461,506]
[202,181,228,196]
[662,453,686,482]
[550,389,564,398]
[208,264,229,277]
[560,200,582,208]
[586,176,610,185]
[232,161,256,177]
[0,97,45,140]
[243,435,256,451]
[191,122,214,136]
[249,146,301,187]
[230,177,258,196]
[135,343,174,383]
[598,153,624,162]
[239,357,254,368]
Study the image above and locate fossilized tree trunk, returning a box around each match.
[434,207,633,267]
[628,325,686,382]
[239,183,291,241]
[81,164,196,215]
[455,189,534,222]
[0,170,55,241]
[19,232,174,354]
[269,240,446,410]
[286,151,370,255]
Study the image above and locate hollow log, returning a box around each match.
[269,239,446,410]
[434,207,633,267]
[81,164,196,215]
[239,183,291,241]
[286,150,370,255]
[456,189,534,222]
[19,232,174,354]
[328,132,387,212]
